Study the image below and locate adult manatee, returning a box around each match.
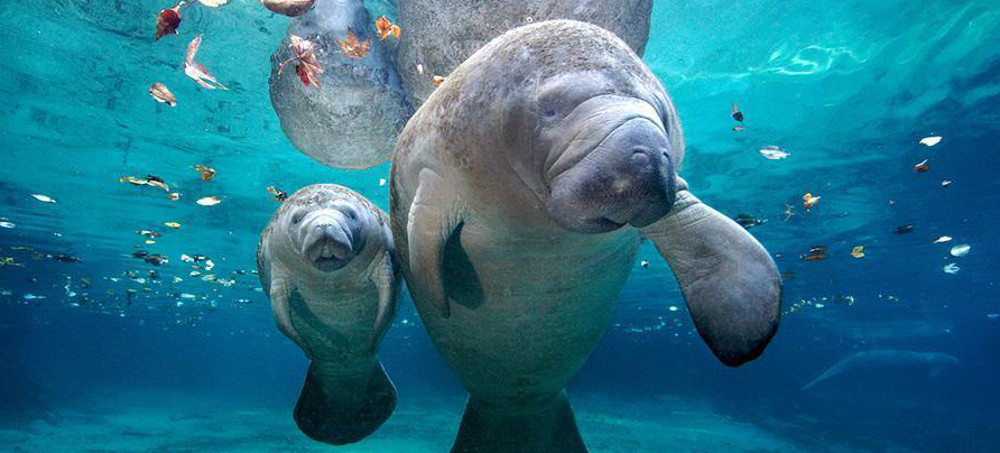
[269,0,412,169]
[390,20,781,453]
[258,184,399,444]
[396,0,653,105]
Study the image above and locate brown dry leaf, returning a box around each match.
[197,196,222,206]
[850,245,865,259]
[120,175,170,192]
[168,192,181,200]
[337,29,371,58]
[149,83,177,106]
[184,35,228,90]
[194,165,216,181]
[913,159,929,173]
[432,75,446,87]
[155,2,183,40]
[801,245,828,261]
[375,15,400,40]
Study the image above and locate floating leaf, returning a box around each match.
[731,103,744,122]
[801,245,828,261]
[943,263,960,274]
[734,213,765,229]
[375,15,401,40]
[0,221,14,229]
[194,165,216,181]
[137,230,161,239]
[279,35,324,88]
[950,244,970,257]
[933,236,953,243]
[802,193,820,211]
[198,0,228,6]
[184,35,228,90]
[913,159,929,172]
[155,2,183,40]
[149,83,177,106]
[919,136,942,147]
[119,175,170,192]
[941,180,951,187]
[165,222,181,229]
[261,0,316,17]
[197,196,222,206]
[168,193,181,200]
[336,29,371,58]
[759,146,789,160]
[850,245,865,259]
[432,75,446,87]
[893,224,915,235]
[732,125,746,132]
[31,194,57,204]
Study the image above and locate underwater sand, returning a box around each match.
[0,389,902,453]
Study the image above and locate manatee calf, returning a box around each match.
[390,20,781,453]
[269,0,412,169]
[803,349,960,391]
[396,0,652,105]
[258,184,399,444]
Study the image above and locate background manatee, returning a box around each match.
[269,0,412,169]
[396,0,653,104]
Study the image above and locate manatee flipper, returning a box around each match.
[369,250,398,352]
[406,168,463,318]
[294,360,397,445]
[451,391,587,453]
[269,276,312,359]
[639,179,781,366]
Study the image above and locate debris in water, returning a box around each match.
[913,159,929,172]
[374,16,401,40]
[432,75,446,87]
[149,83,177,106]
[155,2,183,40]
[784,204,795,222]
[893,224,915,235]
[120,175,170,192]
[164,222,181,229]
[31,194,57,203]
[137,230,161,239]
[267,186,288,202]
[734,213,765,229]
[640,260,649,269]
[803,193,820,211]
[336,29,370,58]
[950,244,970,257]
[278,35,324,88]
[731,103,744,123]
[943,263,960,274]
[185,35,228,90]
[919,136,942,147]
[941,180,951,187]
[759,146,789,160]
[261,0,316,17]
[51,254,81,263]
[194,165,216,181]
[0,221,14,229]
[801,245,828,261]
[850,246,865,259]
[933,236,952,243]
[197,196,222,206]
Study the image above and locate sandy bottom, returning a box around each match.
[0,390,911,453]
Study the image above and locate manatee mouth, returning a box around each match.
[301,222,354,271]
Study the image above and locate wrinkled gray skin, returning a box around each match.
[802,350,960,391]
[258,184,399,445]
[269,0,412,169]
[396,0,653,105]
[390,20,781,453]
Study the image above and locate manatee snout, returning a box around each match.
[293,207,366,271]
[547,116,676,233]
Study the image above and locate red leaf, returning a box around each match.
[155,3,183,40]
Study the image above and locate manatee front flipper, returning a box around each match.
[639,179,781,366]
[369,249,398,352]
[406,168,463,318]
[269,277,312,359]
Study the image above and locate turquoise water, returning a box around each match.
[1,0,999,452]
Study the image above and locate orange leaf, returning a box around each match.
[375,16,400,40]
[194,165,216,181]
[337,29,371,58]
[432,75,446,87]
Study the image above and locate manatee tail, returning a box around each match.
[450,390,588,453]
[294,360,396,445]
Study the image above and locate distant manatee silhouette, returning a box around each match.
[803,349,960,391]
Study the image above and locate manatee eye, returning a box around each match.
[543,108,557,118]
[290,210,306,225]
[342,206,359,221]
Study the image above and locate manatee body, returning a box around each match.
[803,349,960,391]
[258,184,399,445]
[395,0,653,105]
[269,0,412,169]
[390,21,781,453]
